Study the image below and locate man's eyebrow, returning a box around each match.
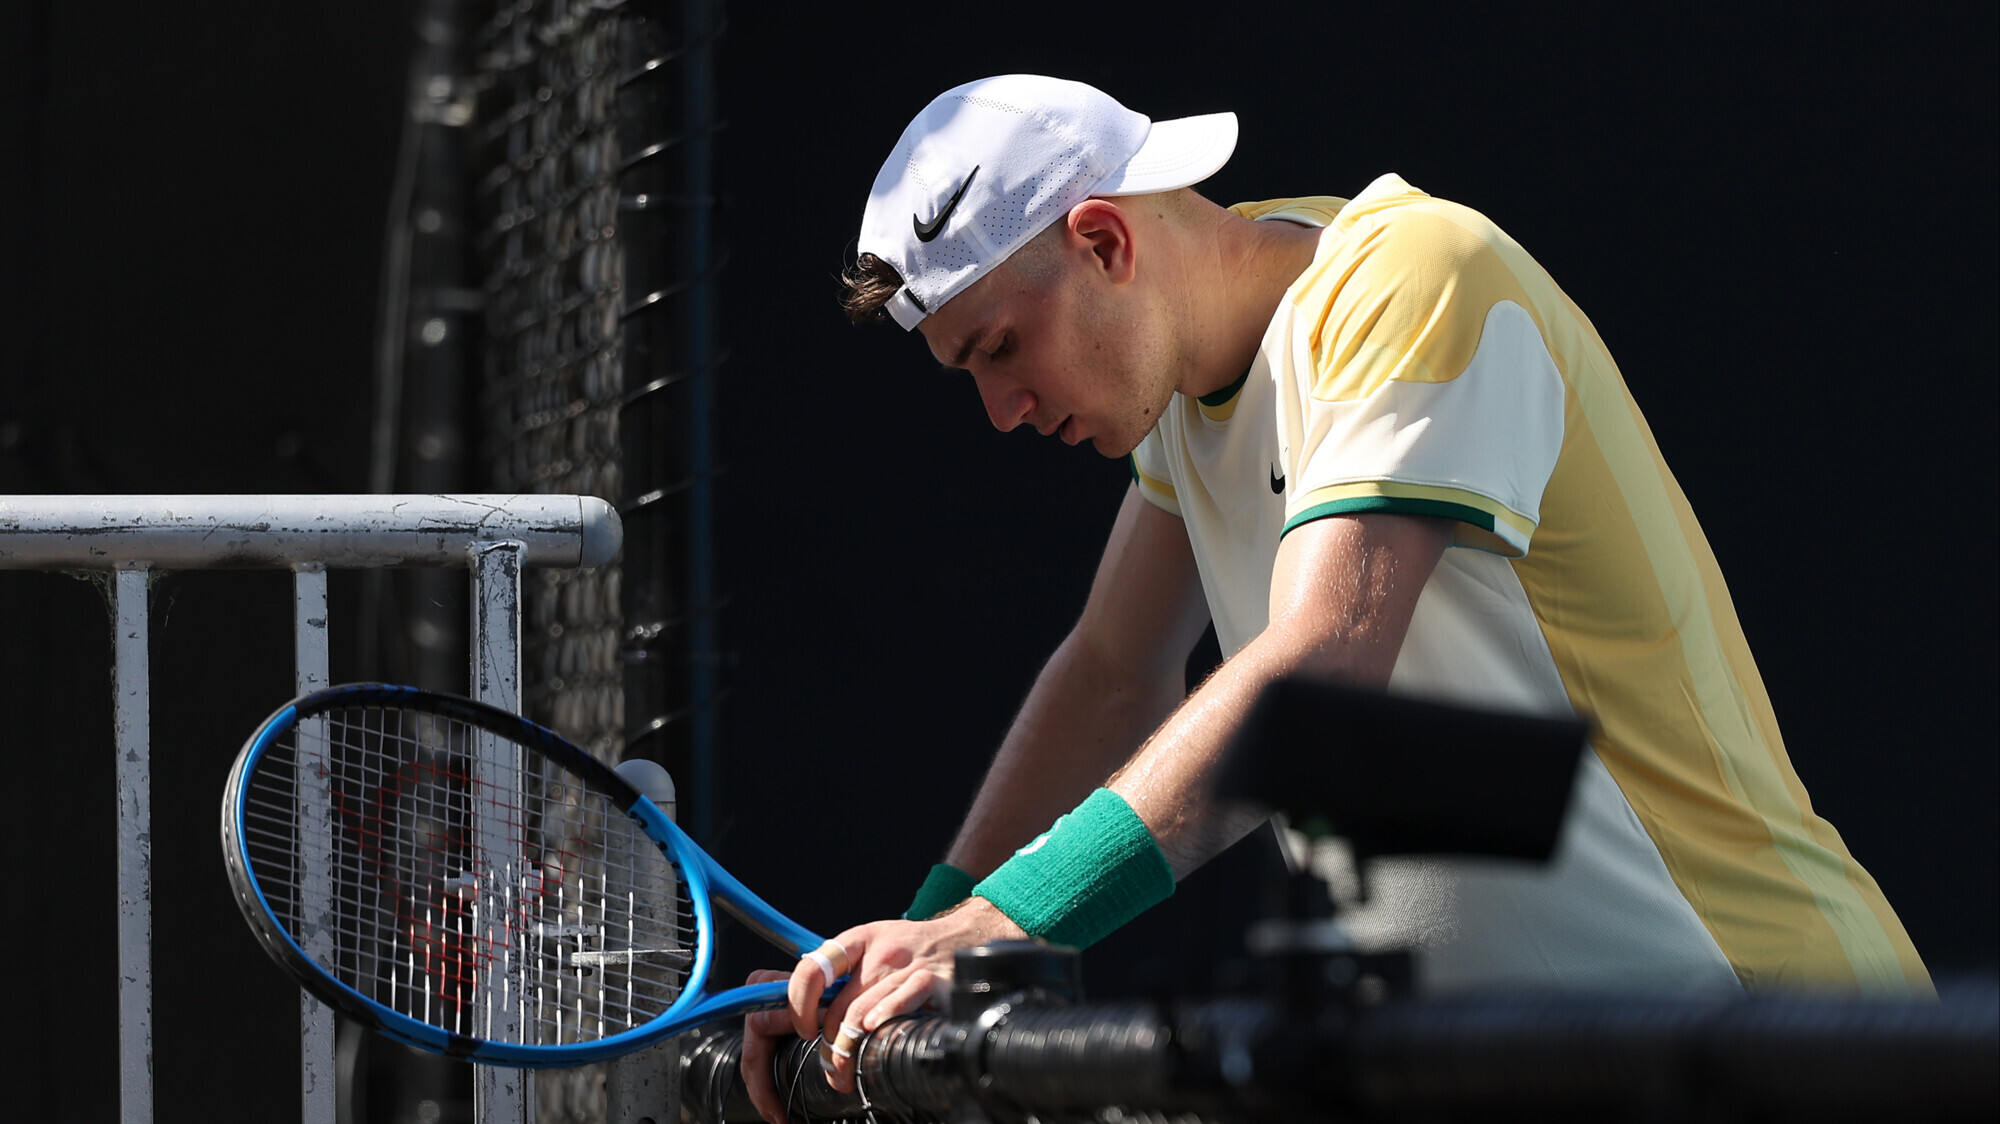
[940,334,978,373]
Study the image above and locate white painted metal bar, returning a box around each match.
[606,762,680,1124]
[470,540,523,710]
[114,566,153,1124]
[469,541,530,1124]
[293,566,336,1124]
[0,494,619,570]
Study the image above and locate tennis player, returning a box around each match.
[742,74,1931,1120]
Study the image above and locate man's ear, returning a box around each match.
[1064,199,1137,285]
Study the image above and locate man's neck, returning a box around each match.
[1177,208,1324,400]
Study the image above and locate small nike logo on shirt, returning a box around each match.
[1270,466,1285,494]
[913,166,979,243]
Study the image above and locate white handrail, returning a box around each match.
[0,494,620,1124]
[0,493,620,569]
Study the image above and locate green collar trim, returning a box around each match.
[1197,369,1251,408]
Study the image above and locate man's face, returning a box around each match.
[916,241,1178,459]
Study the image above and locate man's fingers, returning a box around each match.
[739,1021,779,1124]
[813,963,944,1093]
[811,970,881,1092]
[780,920,956,1090]
[746,968,794,1036]
[801,936,850,989]
[741,968,796,1124]
[812,971,892,1085]
[861,966,942,1030]
[810,958,881,1091]
[785,947,837,1040]
[787,929,875,1040]
[814,958,870,1046]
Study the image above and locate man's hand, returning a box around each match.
[739,900,1028,1121]
[739,511,1448,1120]
[738,969,796,1124]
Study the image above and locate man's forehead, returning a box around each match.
[917,270,1003,369]
[921,317,979,372]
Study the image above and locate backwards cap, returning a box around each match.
[858,75,1237,330]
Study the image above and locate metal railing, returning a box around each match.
[0,493,620,1124]
[680,966,2000,1123]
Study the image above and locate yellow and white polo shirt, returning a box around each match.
[1131,175,1930,995]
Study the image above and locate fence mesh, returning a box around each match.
[472,0,628,763]
[466,0,719,1115]
[471,2,634,1118]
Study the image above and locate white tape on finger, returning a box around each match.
[805,938,849,988]
[805,950,837,988]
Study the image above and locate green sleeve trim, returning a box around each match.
[1129,455,1140,485]
[903,863,976,921]
[973,788,1175,949]
[1281,495,1495,539]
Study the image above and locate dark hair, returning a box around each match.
[839,218,1076,325]
[838,253,905,325]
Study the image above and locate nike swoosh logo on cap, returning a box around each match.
[913,166,979,243]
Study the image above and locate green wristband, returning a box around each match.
[904,862,976,921]
[973,788,1175,949]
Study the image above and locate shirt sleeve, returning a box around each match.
[1281,205,1566,557]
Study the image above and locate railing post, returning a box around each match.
[470,540,530,1124]
[293,565,337,1124]
[470,539,522,710]
[606,764,681,1124]
[113,565,152,1124]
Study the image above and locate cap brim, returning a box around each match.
[1096,112,1238,196]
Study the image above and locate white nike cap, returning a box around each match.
[858,74,1238,331]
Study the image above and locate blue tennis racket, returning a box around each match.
[221,683,835,1066]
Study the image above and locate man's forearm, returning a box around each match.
[945,627,1186,879]
[1108,623,1318,877]
[1112,513,1455,878]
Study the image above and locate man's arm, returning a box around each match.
[1110,510,1451,873]
[785,511,1454,1100]
[739,485,1203,1123]
[943,483,1211,881]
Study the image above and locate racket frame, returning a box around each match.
[222,683,826,1067]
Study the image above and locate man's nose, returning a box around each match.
[974,372,1036,432]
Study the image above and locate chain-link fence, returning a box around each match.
[473,0,628,766]
[467,0,721,1118]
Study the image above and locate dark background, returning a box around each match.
[2,3,1993,1120]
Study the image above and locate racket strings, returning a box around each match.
[240,703,699,1047]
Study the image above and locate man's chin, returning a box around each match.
[1089,433,1142,459]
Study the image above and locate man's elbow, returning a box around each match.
[1055,621,1192,717]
